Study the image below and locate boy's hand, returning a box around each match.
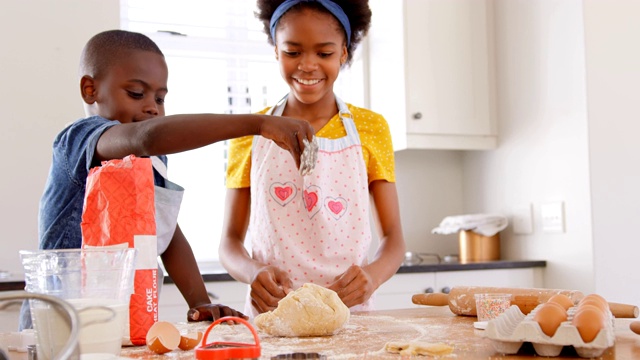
[250,266,293,313]
[187,303,248,322]
[327,265,375,308]
[260,116,314,169]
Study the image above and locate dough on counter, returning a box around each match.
[384,342,411,353]
[385,341,454,356]
[254,283,350,337]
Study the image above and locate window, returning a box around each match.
[121,0,366,263]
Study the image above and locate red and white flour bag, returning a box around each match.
[81,154,158,346]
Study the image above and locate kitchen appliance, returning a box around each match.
[411,286,639,318]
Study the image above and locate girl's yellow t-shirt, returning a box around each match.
[226,103,396,188]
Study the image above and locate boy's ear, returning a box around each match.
[274,45,279,61]
[80,75,97,104]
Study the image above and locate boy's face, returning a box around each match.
[83,50,168,123]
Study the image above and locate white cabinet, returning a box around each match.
[158,280,248,323]
[375,273,436,310]
[368,0,497,150]
[375,267,543,310]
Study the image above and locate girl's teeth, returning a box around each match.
[297,78,320,85]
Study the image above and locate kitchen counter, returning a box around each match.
[179,259,547,283]
[0,260,546,290]
[117,306,638,359]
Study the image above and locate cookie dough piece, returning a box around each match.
[384,342,411,353]
[384,341,454,356]
[254,283,350,337]
[411,342,454,356]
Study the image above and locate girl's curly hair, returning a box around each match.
[255,0,371,66]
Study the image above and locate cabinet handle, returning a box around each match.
[424,287,434,294]
[412,112,422,120]
[207,291,219,300]
[441,287,451,294]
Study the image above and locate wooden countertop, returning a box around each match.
[120,306,640,359]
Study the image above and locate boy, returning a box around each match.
[31,29,313,325]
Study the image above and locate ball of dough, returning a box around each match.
[254,283,350,337]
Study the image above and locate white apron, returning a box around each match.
[151,156,184,290]
[247,96,373,316]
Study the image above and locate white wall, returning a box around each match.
[463,0,595,293]
[0,1,120,273]
[464,0,640,306]
[583,0,640,305]
[395,150,464,257]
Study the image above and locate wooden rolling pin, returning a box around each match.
[412,286,639,318]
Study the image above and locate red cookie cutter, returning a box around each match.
[195,316,261,360]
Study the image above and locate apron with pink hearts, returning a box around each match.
[247,96,373,316]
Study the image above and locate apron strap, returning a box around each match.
[151,156,168,179]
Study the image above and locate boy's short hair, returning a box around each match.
[80,29,164,78]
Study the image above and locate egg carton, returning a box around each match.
[483,304,615,358]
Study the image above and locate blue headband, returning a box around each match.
[269,0,351,47]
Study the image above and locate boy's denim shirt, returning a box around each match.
[38,116,167,250]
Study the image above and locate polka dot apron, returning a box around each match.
[247,96,373,316]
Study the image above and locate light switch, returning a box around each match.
[541,201,565,233]
[513,203,534,235]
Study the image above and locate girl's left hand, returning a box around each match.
[327,265,375,308]
[187,303,248,322]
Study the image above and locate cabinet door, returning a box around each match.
[434,268,544,294]
[375,273,436,310]
[406,0,493,137]
[368,0,497,150]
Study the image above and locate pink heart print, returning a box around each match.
[269,182,297,206]
[275,187,292,201]
[328,201,343,214]
[303,185,322,218]
[304,190,318,212]
[324,197,348,220]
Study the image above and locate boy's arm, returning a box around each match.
[160,223,247,321]
[96,113,313,167]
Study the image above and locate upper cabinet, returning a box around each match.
[368,0,497,150]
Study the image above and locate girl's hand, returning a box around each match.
[260,116,314,169]
[187,303,248,322]
[250,265,293,313]
[328,265,375,308]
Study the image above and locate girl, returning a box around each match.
[220,0,405,316]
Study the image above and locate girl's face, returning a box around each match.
[274,7,348,106]
[88,50,168,123]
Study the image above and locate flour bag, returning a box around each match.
[81,154,158,346]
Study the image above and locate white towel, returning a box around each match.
[432,213,508,237]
